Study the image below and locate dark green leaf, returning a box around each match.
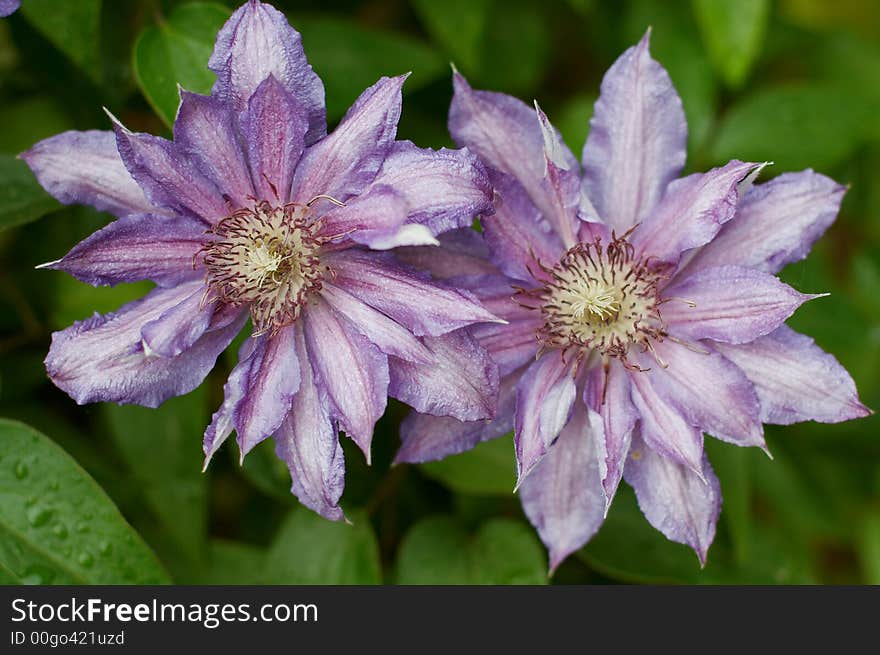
[194,539,267,585]
[20,0,102,82]
[238,437,296,503]
[133,3,231,127]
[50,275,153,330]
[0,419,170,584]
[410,0,491,73]
[420,434,515,495]
[263,509,381,584]
[705,439,751,565]
[0,155,59,232]
[692,0,769,88]
[103,385,210,560]
[858,512,880,584]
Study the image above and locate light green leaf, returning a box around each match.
[133,3,231,127]
[0,419,170,584]
[20,0,102,82]
[0,155,59,232]
[553,93,595,159]
[193,539,267,585]
[0,97,74,155]
[692,0,769,88]
[263,509,381,584]
[858,511,880,584]
[396,515,546,584]
[293,15,446,122]
[420,434,515,495]
[50,274,153,331]
[711,83,869,172]
[475,0,550,92]
[103,385,210,560]
[705,439,751,565]
[410,0,491,72]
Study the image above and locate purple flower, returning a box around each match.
[0,0,20,18]
[22,0,501,521]
[397,33,871,569]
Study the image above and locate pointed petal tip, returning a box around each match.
[34,259,61,270]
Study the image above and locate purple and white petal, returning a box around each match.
[274,326,345,521]
[662,265,816,344]
[113,121,229,223]
[624,434,721,566]
[292,75,405,203]
[629,365,705,475]
[684,170,847,275]
[395,373,518,464]
[514,352,577,486]
[46,282,245,408]
[238,75,308,203]
[319,282,434,363]
[482,173,565,283]
[633,160,761,264]
[643,340,765,449]
[585,361,638,512]
[581,30,687,233]
[388,329,499,422]
[141,285,237,358]
[369,141,494,235]
[21,130,156,217]
[324,249,501,337]
[208,0,325,143]
[303,298,389,462]
[714,326,871,425]
[175,90,254,207]
[519,403,606,572]
[470,316,541,376]
[41,213,206,288]
[314,184,410,247]
[0,0,21,17]
[395,228,499,280]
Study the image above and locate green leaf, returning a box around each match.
[553,93,595,159]
[133,3,231,127]
[410,0,491,72]
[238,437,296,503]
[103,385,210,560]
[692,0,769,88]
[579,486,702,583]
[0,97,74,155]
[263,509,381,584]
[50,275,153,331]
[858,511,880,584]
[420,434,515,495]
[396,516,546,584]
[20,0,102,82]
[293,15,445,122]
[705,439,751,565]
[194,539,267,585]
[0,419,170,584]
[711,83,869,172]
[0,155,59,231]
[474,0,550,92]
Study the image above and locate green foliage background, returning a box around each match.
[0,0,878,585]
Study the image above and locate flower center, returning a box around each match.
[200,201,325,335]
[521,237,665,366]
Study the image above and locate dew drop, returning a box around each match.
[26,506,53,528]
[75,521,90,534]
[98,540,112,556]
[49,481,59,491]
[14,461,29,479]
[21,565,55,585]
[52,523,68,539]
[78,551,94,568]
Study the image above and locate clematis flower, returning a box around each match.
[396,32,871,569]
[0,0,20,18]
[22,0,501,521]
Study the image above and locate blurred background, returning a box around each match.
[0,0,878,585]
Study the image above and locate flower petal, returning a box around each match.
[449,71,579,244]
[662,265,816,344]
[714,326,871,425]
[632,160,761,264]
[395,374,518,464]
[292,75,405,204]
[319,281,433,363]
[684,170,847,275]
[514,352,577,486]
[585,361,638,512]
[303,297,389,462]
[369,141,494,235]
[581,30,687,233]
[238,75,308,203]
[113,120,229,223]
[41,213,206,288]
[141,288,240,358]
[21,130,156,217]
[46,282,244,408]
[389,329,499,422]
[208,0,325,143]
[519,402,606,572]
[274,327,345,521]
[174,90,254,207]
[624,433,721,566]
[643,340,765,448]
[315,184,409,246]
[324,249,501,337]
[0,0,21,17]
[629,366,704,474]
[470,316,541,376]
[395,228,499,279]
[482,173,565,283]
